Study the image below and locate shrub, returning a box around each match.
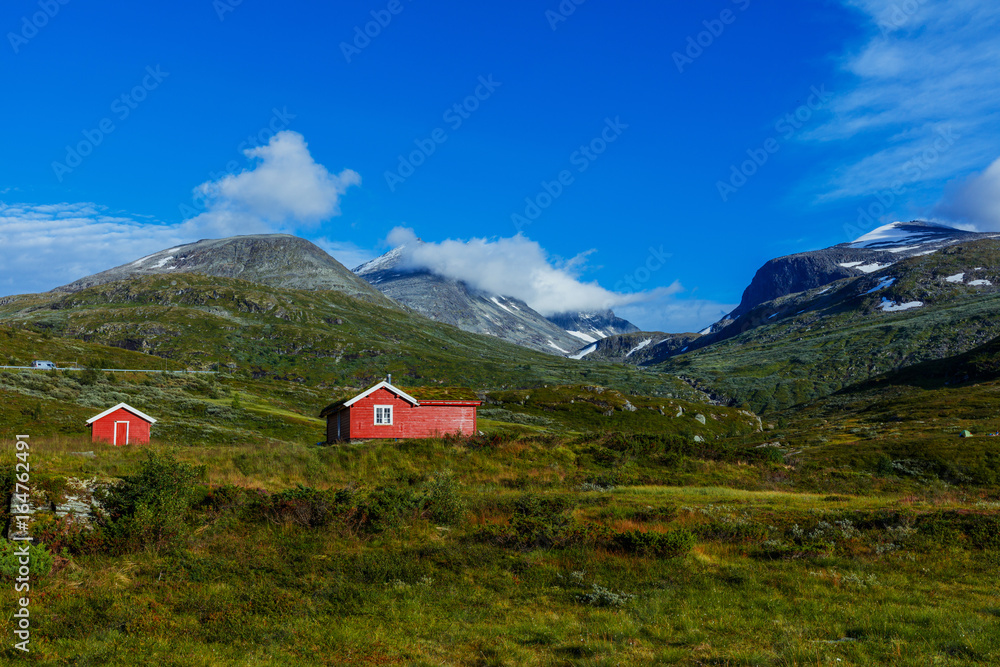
[265,485,333,528]
[95,451,204,553]
[342,486,419,534]
[476,494,576,550]
[420,470,465,525]
[608,528,696,557]
[760,446,785,464]
[577,583,635,608]
[0,538,53,578]
[30,513,101,554]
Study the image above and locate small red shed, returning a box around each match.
[320,380,481,443]
[87,403,157,446]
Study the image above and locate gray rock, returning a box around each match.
[695,413,707,425]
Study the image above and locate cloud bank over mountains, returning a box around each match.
[934,157,1000,231]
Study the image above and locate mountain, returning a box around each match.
[569,331,702,365]
[722,221,996,324]
[654,236,1000,411]
[55,234,398,308]
[353,245,637,356]
[544,311,639,343]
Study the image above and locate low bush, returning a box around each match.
[30,513,102,554]
[606,528,696,557]
[0,537,53,578]
[476,494,576,550]
[420,470,465,525]
[95,451,204,553]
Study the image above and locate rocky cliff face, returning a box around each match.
[724,222,996,324]
[55,235,399,308]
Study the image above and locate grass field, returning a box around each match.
[0,420,997,665]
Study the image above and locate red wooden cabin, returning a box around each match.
[320,379,481,443]
[87,403,157,446]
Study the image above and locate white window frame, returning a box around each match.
[374,405,393,426]
[114,420,130,446]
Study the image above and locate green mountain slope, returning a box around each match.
[0,274,706,401]
[769,333,1000,488]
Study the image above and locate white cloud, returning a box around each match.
[812,0,1000,200]
[0,133,362,295]
[384,226,684,318]
[184,131,360,236]
[0,202,186,294]
[934,156,1000,230]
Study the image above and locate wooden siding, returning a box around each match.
[327,387,477,442]
[326,407,351,442]
[91,408,152,445]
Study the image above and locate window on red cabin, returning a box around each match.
[374,405,393,425]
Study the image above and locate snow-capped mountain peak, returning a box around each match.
[849,221,976,251]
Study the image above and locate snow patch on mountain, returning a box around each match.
[490,296,514,314]
[970,279,993,286]
[354,246,406,275]
[567,331,598,344]
[856,262,892,273]
[570,343,597,360]
[547,341,570,354]
[850,221,955,249]
[625,338,652,357]
[879,298,923,312]
[946,273,965,283]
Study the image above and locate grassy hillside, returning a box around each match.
[760,334,1000,492]
[0,275,703,400]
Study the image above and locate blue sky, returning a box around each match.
[2,0,999,332]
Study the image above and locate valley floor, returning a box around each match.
[1,433,997,666]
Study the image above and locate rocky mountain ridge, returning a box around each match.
[56,235,398,309]
[721,221,998,325]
